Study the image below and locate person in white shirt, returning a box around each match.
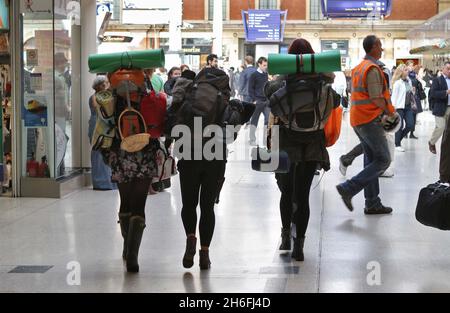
[391,64,415,152]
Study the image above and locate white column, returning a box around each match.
[213,0,223,57]
[81,0,97,169]
[166,0,183,69]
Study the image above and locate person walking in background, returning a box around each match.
[238,56,257,102]
[88,76,116,191]
[163,66,182,96]
[248,57,269,146]
[429,62,450,155]
[336,35,397,215]
[392,64,415,152]
[407,62,425,139]
[228,67,237,98]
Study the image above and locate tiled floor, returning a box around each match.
[0,111,448,293]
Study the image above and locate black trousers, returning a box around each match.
[440,115,450,182]
[178,159,225,247]
[275,162,317,239]
[118,178,152,218]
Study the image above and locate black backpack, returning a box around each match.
[267,74,335,132]
[178,68,230,129]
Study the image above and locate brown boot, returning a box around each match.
[199,249,211,270]
[182,236,197,268]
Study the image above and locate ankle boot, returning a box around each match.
[291,237,305,261]
[279,227,291,250]
[118,213,131,260]
[183,236,197,268]
[199,249,211,270]
[126,216,146,273]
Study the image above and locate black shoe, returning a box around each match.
[409,133,418,139]
[291,237,305,261]
[314,170,320,175]
[364,205,393,215]
[118,212,132,260]
[183,236,197,268]
[126,216,146,273]
[199,250,211,270]
[336,184,354,212]
[279,228,291,250]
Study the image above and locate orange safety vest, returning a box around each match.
[350,59,395,127]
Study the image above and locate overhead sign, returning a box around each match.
[321,0,392,18]
[102,35,133,43]
[242,10,287,43]
[97,3,112,15]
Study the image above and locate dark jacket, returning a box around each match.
[409,72,424,113]
[248,70,269,102]
[430,75,450,117]
[238,66,257,97]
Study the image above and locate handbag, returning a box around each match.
[324,106,343,147]
[251,147,290,173]
[416,182,450,230]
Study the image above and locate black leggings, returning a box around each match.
[118,178,152,218]
[178,159,225,247]
[275,162,317,238]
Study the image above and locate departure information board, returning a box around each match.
[243,10,287,42]
[322,0,392,18]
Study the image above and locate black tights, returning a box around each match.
[118,178,152,218]
[275,162,317,238]
[178,159,225,247]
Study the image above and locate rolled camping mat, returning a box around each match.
[268,50,341,75]
[88,49,165,73]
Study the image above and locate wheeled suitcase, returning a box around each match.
[415,182,450,230]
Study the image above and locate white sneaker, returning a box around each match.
[381,168,394,177]
[395,146,405,152]
[339,157,347,176]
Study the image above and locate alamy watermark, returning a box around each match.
[171,117,282,171]
[66,261,81,286]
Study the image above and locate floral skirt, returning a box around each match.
[101,140,158,184]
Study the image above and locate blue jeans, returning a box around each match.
[395,108,414,146]
[340,118,391,208]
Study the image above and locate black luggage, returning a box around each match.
[415,182,450,230]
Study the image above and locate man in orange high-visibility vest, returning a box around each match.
[336,35,397,215]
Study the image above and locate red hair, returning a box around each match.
[288,38,315,55]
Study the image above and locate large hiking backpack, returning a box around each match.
[178,70,229,128]
[268,75,335,132]
[91,90,116,150]
[116,79,150,153]
[140,89,167,138]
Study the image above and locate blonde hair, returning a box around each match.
[392,64,407,86]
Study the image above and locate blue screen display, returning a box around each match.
[244,10,282,42]
[324,0,390,17]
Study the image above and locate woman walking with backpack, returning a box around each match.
[101,70,159,273]
[171,56,231,270]
[266,39,336,261]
